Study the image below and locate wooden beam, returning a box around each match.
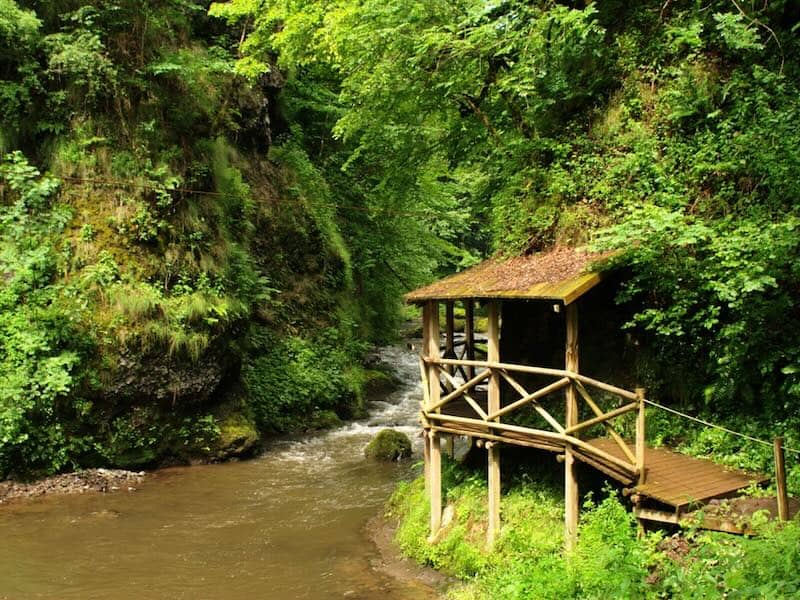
[445,301,455,352]
[444,301,455,391]
[432,368,490,412]
[429,431,442,536]
[423,414,637,476]
[634,506,680,525]
[774,437,789,521]
[564,401,639,435]
[564,302,579,552]
[418,355,430,408]
[465,300,475,379]
[487,300,501,546]
[636,388,646,486]
[423,301,441,538]
[428,357,640,401]
[439,368,489,420]
[430,425,562,453]
[573,381,637,465]
[494,372,569,432]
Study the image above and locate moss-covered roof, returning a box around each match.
[405,247,613,305]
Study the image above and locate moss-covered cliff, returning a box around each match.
[0,1,390,477]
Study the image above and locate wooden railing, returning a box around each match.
[420,357,647,484]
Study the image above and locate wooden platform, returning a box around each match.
[589,438,769,511]
[432,398,768,515]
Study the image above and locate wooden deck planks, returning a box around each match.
[588,438,768,509]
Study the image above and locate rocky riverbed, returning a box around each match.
[0,469,145,503]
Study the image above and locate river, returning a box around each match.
[0,345,438,600]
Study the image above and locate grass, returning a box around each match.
[389,460,800,599]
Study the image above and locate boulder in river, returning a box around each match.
[364,429,412,461]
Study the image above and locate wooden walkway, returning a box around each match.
[589,438,768,513]
[428,387,768,526]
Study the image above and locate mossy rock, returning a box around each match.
[308,409,343,430]
[364,369,400,401]
[364,429,412,461]
[212,410,260,460]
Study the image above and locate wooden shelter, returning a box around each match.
[406,247,767,549]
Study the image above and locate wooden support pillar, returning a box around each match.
[635,388,646,486]
[445,435,455,458]
[423,430,430,496]
[564,302,579,551]
[465,300,475,379]
[429,431,442,535]
[487,301,501,545]
[774,438,789,521]
[423,300,442,537]
[444,301,455,391]
[445,301,455,353]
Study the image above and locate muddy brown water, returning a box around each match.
[0,346,440,600]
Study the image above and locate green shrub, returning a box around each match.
[242,326,366,433]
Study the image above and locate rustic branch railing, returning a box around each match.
[420,356,646,481]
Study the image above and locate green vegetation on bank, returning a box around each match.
[390,463,800,598]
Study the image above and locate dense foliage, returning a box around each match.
[220,0,800,470]
[390,465,800,598]
[0,0,433,477]
[1,0,798,503]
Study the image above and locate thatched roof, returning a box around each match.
[405,247,613,305]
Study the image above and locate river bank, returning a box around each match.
[367,514,453,596]
[0,469,145,504]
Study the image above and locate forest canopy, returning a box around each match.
[214,0,800,411]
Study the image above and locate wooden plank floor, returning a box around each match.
[589,438,769,510]
[434,397,769,512]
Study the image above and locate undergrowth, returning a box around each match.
[389,462,800,599]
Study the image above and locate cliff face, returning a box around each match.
[0,1,364,477]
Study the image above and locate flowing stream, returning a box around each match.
[0,345,438,600]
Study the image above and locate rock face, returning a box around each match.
[101,346,235,405]
[364,429,412,461]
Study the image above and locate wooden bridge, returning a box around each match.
[407,249,773,549]
[419,354,769,536]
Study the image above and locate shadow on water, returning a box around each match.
[0,345,439,600]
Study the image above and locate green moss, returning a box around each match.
[213,410,259,460]
[364,429,412,461]
[473,317,488,333]
[243,326,367,433]
[308,409,343,430]
[363,368,400,401]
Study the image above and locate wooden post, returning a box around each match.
[564,302,579,551]
[423,430,430,496]
[445,435,455,458]
[444,301,455,391]
[635,388,646,486]
[465,300,475,379]
[423,300,442,536]
[487,301,501,545]
[774,437,789,521]
[429,431,442,535]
